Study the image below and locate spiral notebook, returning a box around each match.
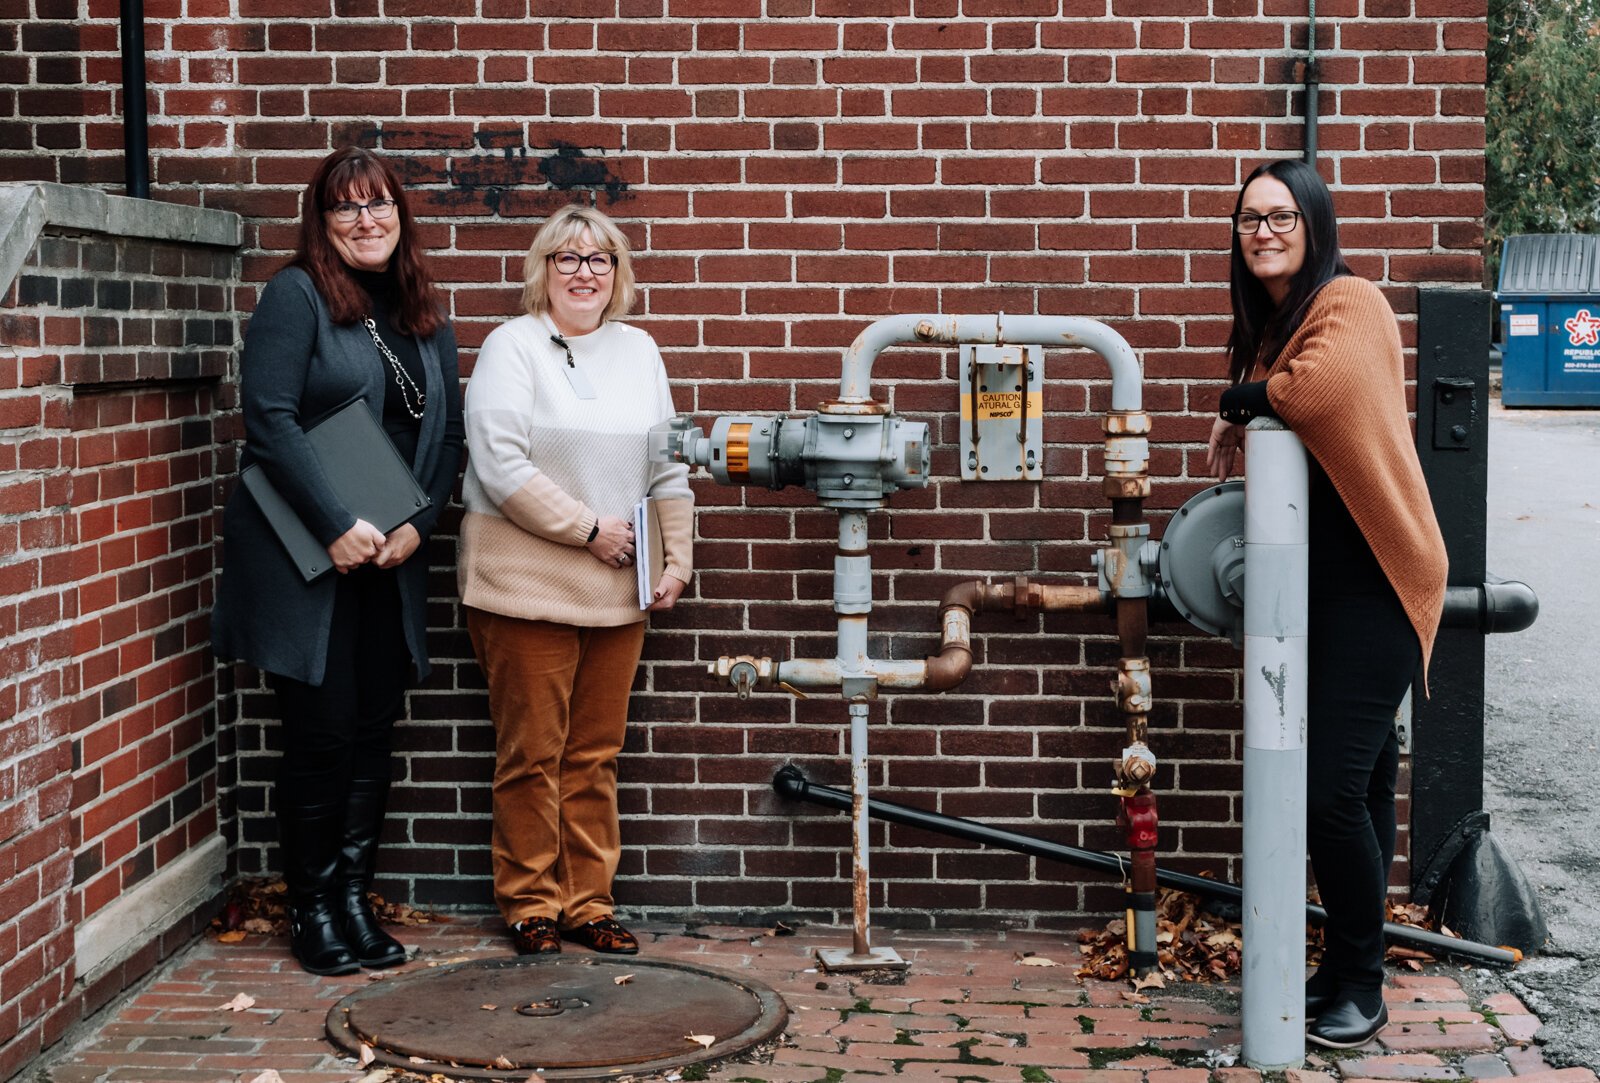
[240,400,431,583]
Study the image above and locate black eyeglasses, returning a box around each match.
[548,251,616,276]
[327,198,397,224]
[1232,210,1302,235]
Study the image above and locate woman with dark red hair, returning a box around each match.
[213,147,464,976]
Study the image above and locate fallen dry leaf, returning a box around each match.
[770,920,795,937]
[1074,884,1461,988]
[409,1056,427,1064]
[359,1043,375,1067]
[241,918,276,934]
[492,1055,515,1069]
[219,993,256,1012]
[248,1073,284,1083]
[1016,955,1057,967]
[1132,971,1166,992]
[481,1003,498,1011]
[613,974,634,985]
[216,930,247,944]
[1120,991,1151,1004]
[356,1071,392,1083]
[684,1033,715,1048]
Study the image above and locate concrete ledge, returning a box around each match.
[0,185,46,303]
[74,833,227,986]
[0,182,242,298]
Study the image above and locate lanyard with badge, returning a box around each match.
[543,315,597,400]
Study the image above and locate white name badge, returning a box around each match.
[562,363,597,399]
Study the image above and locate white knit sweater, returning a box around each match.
[460,315,693,626]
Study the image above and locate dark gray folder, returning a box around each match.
[241,399,431,582]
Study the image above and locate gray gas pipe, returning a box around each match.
[652,313,1157,972]
[652,311,1539,985]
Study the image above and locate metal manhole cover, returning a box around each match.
[326,955,788,1081]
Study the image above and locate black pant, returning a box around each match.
[1305,577,1419,992]
[270,566,410,805]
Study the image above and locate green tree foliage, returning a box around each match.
[1487,0,1600,281]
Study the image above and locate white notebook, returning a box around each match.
[633,497,666,609]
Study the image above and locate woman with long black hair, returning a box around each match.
[1207,159,1448,1049]
[213,147,464,975]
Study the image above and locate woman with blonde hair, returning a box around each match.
[460,203,693,955]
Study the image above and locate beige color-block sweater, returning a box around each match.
[1262,275,1449,671]
[460,315,693,627]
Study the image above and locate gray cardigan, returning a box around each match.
[211,266,464,686]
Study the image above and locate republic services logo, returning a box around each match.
[1565,309,1600,346]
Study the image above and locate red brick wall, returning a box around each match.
[0,223,237,1081]
[4,1,1485,932]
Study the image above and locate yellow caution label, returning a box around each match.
[961,391,1043,421]
[725,423,751,480]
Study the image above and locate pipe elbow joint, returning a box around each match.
[939,580,986,613]
[923,645,972,692]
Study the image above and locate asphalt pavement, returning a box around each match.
[1473,397,1600,1069]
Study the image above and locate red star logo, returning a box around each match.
[1566,308,1600,346]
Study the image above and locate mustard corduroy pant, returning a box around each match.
[467,609,645,929]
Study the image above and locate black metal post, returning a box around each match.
[1410,289,1492,894]
[1410,289,1548,952]
[119,0,150,198]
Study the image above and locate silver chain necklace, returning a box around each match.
[362,316,426,420]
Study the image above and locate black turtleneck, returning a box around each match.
[350,268,427,457]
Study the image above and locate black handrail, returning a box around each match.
[772,765,1518,968]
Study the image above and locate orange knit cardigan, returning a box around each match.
[1261,275,1449,672]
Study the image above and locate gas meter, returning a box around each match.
[651,407,930,508]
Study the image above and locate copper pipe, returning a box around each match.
[924,577,1110,691]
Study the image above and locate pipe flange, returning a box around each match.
[816,399,890,416]
[1103,410,1152,436]
[1103,475,1152,500]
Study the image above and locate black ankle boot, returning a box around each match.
[336,778,407,969]
[279,798,359,976]
[1305,970,1339,1020]
[1307,993,1389,1049]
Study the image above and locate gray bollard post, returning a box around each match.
[1241,417,1309,1070]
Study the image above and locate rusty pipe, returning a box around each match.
[923,604,972,691]
[939,576,1108,618]
[924,577,1111,692]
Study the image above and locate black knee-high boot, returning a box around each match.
[278,797,360,976]
[336,777,407,968]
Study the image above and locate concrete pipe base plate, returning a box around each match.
[815,945,909,973]
[325,955,788,1081]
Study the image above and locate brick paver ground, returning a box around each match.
[36,917,1592,1083]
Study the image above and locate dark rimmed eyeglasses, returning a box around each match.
[1232,210,1302,235]
[326,198,396,224]
[548,251,616,276]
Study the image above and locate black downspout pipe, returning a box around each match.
[120,0,150,198]
[773,765,1519,968]
[1302,57,1320,165]
[1302,0,1319,164]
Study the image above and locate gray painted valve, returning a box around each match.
[649,409,931,508]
